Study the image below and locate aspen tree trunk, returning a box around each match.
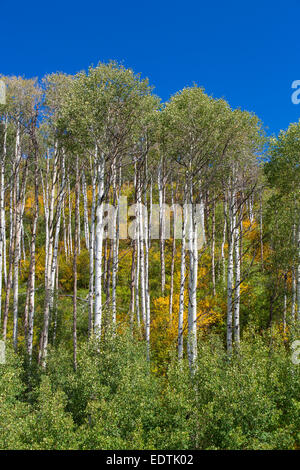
[2,197,7,289]
[42,158,50,277]
[53,260,59,345]
[2,179,15,340]
[82,172,90,250]
[13,167,27,348]
[138,179,146,328]
[104,237,108,287]
[226,187,236,354]
[73,157,79,370]
[249,194,254,222]
[169,184,177,321]
[62,195,68,258]
[135,185,141,329]
[292,264,296,324]
[88,161,96,336]
[233,219,241,348]
[283,273,287,335]
[94,151,105,340]
[221,200,227,285]
[129,237,136,330]
[20,222,24,264]
[106,239,111,304]
[0,116,7,324]
[178,189,187,360]
[12,122,23,350]
[68,177,73,255]
[111,162,120,330]
[158,158,165,294]
[143,171,150,359]
[187,179,198,372]
[9,183,13,248]
[148,177,152,249]
[77,179,81,255]
[211,199,216,296]
[26,159,39,360]
[50,152,65,324]
[39,145,59,365]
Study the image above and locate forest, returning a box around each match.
[0,62,299,450]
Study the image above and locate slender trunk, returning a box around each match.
[82,172,90,250]
[111,163,120,331]
[226,188,235,354]
[187,179,198,372]
[26,161,39,360]
[0,116,7,324]
[135,193,141,329]
[12,122,22,350]
[169,184,177,321]
[211,199,216,296]
[94,151,105,340]
[88,161,96,336]
[158,158,165,294]
[129,238,136,330]
[138,181,146,328]
[283,273,287,335]
[178,188,187,360]
[143,173,150,360]
[2,176,15,340]
[73,158,79,370]
[39,145,58,365]
[233,219,241,348]
[221,200,227,285]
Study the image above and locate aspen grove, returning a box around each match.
[0,63,299,450]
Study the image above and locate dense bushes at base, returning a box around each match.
[0,329,299,450]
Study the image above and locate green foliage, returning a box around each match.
[0,331,299,450]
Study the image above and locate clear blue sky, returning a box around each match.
[1,0,299,135]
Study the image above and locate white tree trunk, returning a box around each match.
[88,161,96,336]
[178,191,187,360]
[226,188,236,354]
[187,181,198,372]
[233,220,241,347]
[158,159,165,294]
[94,152,105,339]
[0,116,7,324]
[82,172,90,250]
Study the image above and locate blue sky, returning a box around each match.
[1,0,299,135]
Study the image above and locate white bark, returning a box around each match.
[226,188,236,354]
[158,159,165,294]
[82,172,90,250]
[144,178,150,359]
[88,160,96,336]
[0,116,7,324]
[12,122,22,350]
[94,151,105,339]
[111,163,120,330]
[221,200,227,285]
[187,181,198,372]
[233,220,241,347]
[178,190,187,360]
